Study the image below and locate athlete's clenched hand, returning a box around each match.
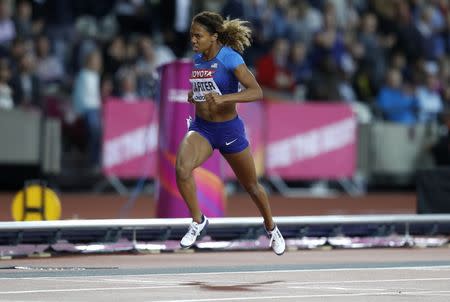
[187,91,194,104]
[205,92,224,105]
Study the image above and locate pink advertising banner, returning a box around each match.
[102,98,158,178]
[265,102,356,179]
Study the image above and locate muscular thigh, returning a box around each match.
[222,147,257,186]
[176,131,213,170]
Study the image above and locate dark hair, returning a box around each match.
[192,11,252,53]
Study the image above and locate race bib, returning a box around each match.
[189,69,221,102]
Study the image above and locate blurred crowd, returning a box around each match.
[0,0,180,169]
[240,0,450,125]
[1,0,450,170]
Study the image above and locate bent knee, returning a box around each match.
[175,162,194,181]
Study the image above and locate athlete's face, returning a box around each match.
[190,22,217,53]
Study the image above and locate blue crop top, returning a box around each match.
[189,46,244,102]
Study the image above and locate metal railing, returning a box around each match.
[1,214,449,245]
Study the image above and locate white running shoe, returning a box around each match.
[180,215,209,248]
[268,225,286,255]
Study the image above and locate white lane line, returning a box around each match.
[0,285,187,294]
[1,265,450,279]
[11,277,182,285]
[0,277,273,286]
[2,276,449,287]
[1,282,449,296]
[289,286,386,291]
[284,277,450,285]
[0,292,417,301]
[146,291,450,302]
[2,276,448,290]
[400,290,450,296]
[0,285,449,299]
[412,267,450,271]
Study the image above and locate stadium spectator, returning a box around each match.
[288,40,312,100]
[357,12,390,93]
[123,36,138,65]
[307,54,342,101]
[442,9,450,54]
[415,4,446,61]
[0,58,13,110]
[0,0,15,50]
[328,0,359,32]
[287,0,322,48]
[352,60,376,103]
[34,34,65,88]
[416,71,444,123]
[35,0,76,66]
[72,50,102,169]
[389,50,410,81]
[310,4,347,72]
[268,0,291,39]
[135,36,175,99]
[289,41,312,85]
[70,16,100,75]
[392,0,425,63]
[116,68,138,102]
[376,68,417,124]
[13,0,35,39]
[10,52,42,111]
[7,36,28,74]
[103,35,127,80]
[255,37,295,98]
[100,74,113,101]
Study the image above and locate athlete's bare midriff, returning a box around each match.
[194,101,238,122]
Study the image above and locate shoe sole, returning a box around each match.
[180,219,209,249]
[274,249,285,256]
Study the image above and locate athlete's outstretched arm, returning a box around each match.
[206,64,262,105]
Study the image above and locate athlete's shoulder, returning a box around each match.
[218,46,245,70]
[218,46,242,59]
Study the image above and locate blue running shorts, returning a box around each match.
[188,115,249,154]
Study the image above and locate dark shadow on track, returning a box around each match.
[182,280,282,292]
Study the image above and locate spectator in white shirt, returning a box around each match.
[73,50,102,168]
